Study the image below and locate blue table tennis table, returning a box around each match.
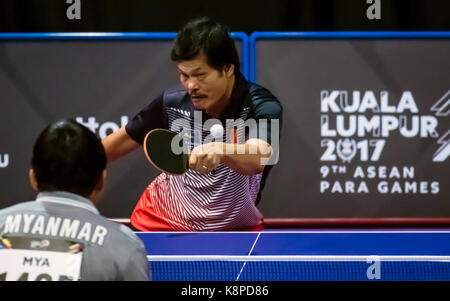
[136,229,450,281]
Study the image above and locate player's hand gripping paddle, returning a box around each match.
[143,129,189,175]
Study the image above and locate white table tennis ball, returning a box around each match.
[210,124,224,138]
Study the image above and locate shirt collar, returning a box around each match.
[35,191,99,215]
[218,72,250,121]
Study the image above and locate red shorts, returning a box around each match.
[130,186,264,232]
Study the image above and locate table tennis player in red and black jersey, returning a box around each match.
[102,17,283,231]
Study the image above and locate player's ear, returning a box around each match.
[224,64,234,78]
[89,170,107,205]
[29,168,38,192]
[96,170,107,192]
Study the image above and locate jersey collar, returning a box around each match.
[35,191,100,215]
[218,72,250,121]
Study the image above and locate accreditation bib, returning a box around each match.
[0,236,83,281]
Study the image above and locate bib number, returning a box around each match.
[0,249,82,281]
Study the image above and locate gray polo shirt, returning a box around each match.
[0,191,149,281]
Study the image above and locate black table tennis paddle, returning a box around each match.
[143,129,189,175]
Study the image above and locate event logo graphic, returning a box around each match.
[431,90,450,162]
[319,90,443,195]
[0,153,9,168]
[433,130,450,162]
[320,90,439,163]
[336,138,357,163]
[76,116,129,139]
[431,90,450,117]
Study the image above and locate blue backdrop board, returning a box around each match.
[0,32,248,218]
[250,32,450,220]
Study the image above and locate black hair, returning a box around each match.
[171,17,240,76]
[31,119,106,198]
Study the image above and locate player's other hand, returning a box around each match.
[189,142,224,174]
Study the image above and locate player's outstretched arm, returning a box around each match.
[221,139,273,175]
[189,139,272,176]
[102,126,140,163]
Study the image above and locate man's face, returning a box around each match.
[177,53,234,115]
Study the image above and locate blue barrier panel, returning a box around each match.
[0,32,248,217]
[250,31,450,82]
[249,31,450,221]
[0,32,249,79]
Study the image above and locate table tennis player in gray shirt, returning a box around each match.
[0,119,149,281]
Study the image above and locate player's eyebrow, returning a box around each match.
[177,67,203,75]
